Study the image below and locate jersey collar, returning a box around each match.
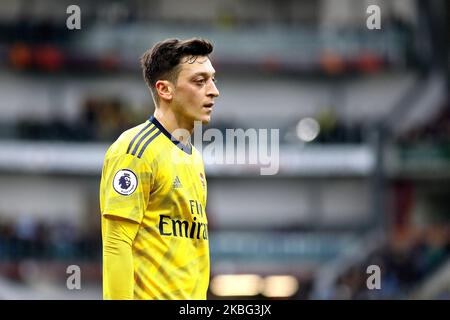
[149,116,192,155]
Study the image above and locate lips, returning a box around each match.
[203,102,214,108]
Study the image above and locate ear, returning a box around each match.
[155,80,173,101]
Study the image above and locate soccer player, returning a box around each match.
[99,38,219,299]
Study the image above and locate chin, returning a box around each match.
[198,115,211,124]
[190,112,211,125]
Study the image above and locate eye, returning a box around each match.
[194,78,206,86]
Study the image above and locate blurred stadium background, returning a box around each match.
[0,0,448,299]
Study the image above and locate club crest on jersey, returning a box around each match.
[113,169,138,196]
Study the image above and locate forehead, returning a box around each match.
[177,56,215,77]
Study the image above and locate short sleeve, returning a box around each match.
[100,153,152,224]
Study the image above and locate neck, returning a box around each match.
[153,108,193,144]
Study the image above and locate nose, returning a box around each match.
[207,80,220,98]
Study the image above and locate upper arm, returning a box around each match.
[103,215,140,245]
[100,152,153,224]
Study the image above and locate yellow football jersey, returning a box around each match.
[100,116,209,300]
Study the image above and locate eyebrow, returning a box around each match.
[191,71,215,78]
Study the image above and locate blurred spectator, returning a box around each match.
[398,103,450,145]
[331,225,450,299]
[16,96,149,142]
[0,217,100,262]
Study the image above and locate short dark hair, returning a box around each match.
[140,38,214,105]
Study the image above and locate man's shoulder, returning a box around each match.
[118,121,152,143]
[106,121,151,156]
[106,120,164,162]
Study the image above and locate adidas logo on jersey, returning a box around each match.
[172,176,183,189]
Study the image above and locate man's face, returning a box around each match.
[171,56,220,124]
